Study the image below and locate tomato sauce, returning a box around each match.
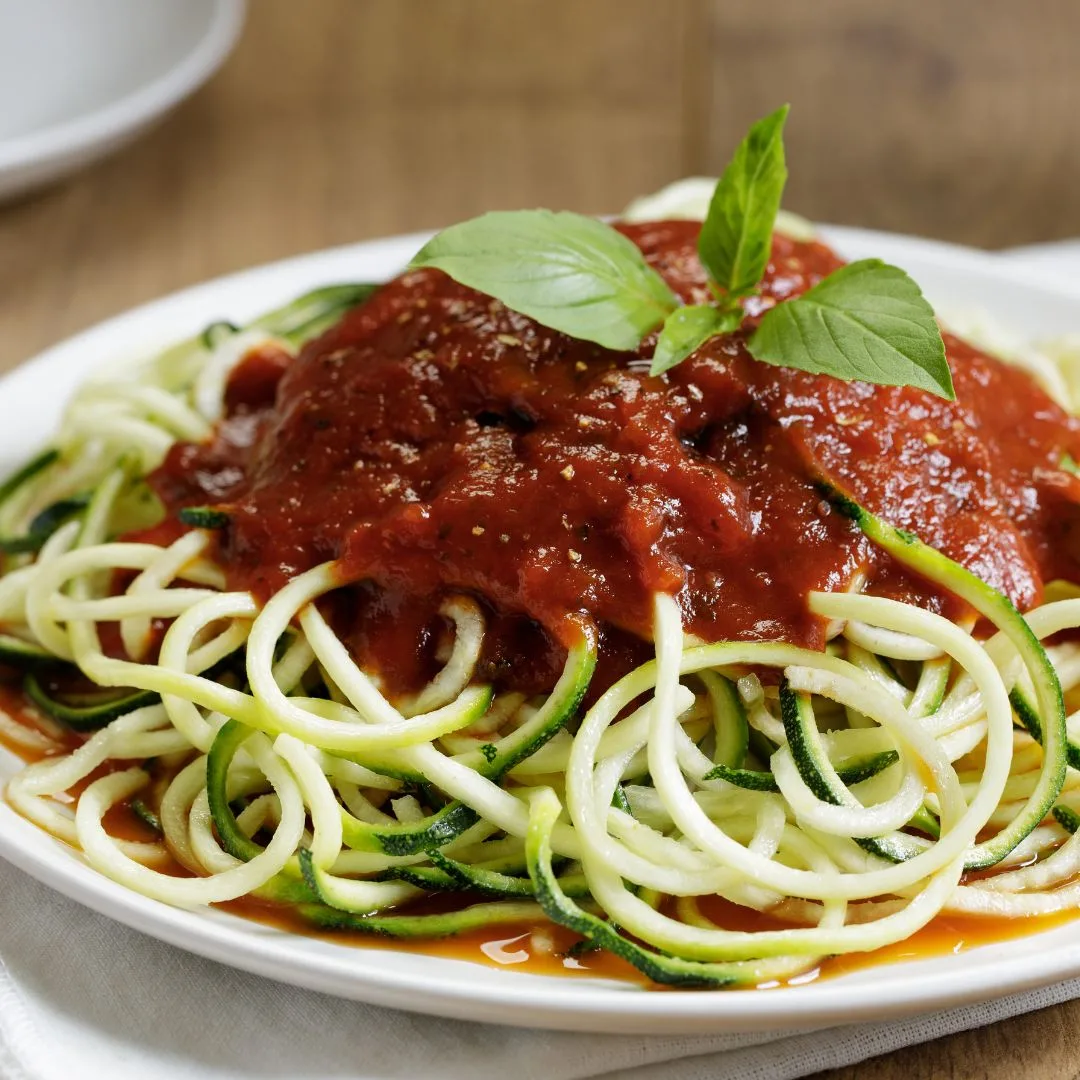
[223,876,1080,989]
[214,876,1080,989]
[146,222,1080,697]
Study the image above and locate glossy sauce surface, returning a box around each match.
[150,222,1080,695]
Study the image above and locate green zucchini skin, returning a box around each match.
[295,865,545,938]
[1012,686,1080,771]
[205,719,320,903]
[818,481,1067,870]
[339,634,596,857]
[178,506,230,529]
[1053,804,1080,834]
[0,634,55,669]
[703,764,780,792]
[131,798,163,834]
[778,681,920,862]
[610,783,633,814]
[705,750,899,793]
[23,672,159,731]
[0,449,58,509]
[0,493,90,554]
[206,718,265,862]
[699,671,749,769]
[252,284,381,348]
[192,286,377,357]
[200,321,240,350]
[340,800,481,858]
[478,629,598,780]
[426,849,591,899]
[524,793,789,989]
[254,636,598,918]
[376,864,457,891]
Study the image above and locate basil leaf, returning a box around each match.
[650,305,742,376]
[748,259,954,400]
[698,104,789,300]
[409,210,678,351]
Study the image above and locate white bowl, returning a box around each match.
[0,0,245,202]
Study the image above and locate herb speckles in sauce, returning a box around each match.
[149,222,1080,696]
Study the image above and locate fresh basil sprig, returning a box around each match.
[698,104,789,302]
[748,259,953,398]
[409,209,677,351]
[647,105,789,376]
[652,305,742,376]
[408,107,954,401]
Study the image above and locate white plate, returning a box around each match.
[0,0,245,202]
[1001,240,1080,286]
[1,227,1080,1035]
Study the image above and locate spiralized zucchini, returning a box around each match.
[3,283,1080,990]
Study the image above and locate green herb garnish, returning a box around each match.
[409,106,954,401]
[410,210,677,351]
[652,304,741,376]
[697,103,789,303]
[747,259,953,399]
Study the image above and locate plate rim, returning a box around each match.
[3,223,1080,1034]
[0,0,246,179]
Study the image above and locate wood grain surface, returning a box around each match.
[1,3,1079,1076]
[702,0,1080,248]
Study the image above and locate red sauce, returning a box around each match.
[146,222,1080,697]
[217,884,1080,989]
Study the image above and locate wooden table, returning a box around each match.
[2,2,1080,1076]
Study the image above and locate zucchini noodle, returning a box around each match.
[3,275,1080,993]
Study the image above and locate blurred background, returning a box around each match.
[2,0,1079,371]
